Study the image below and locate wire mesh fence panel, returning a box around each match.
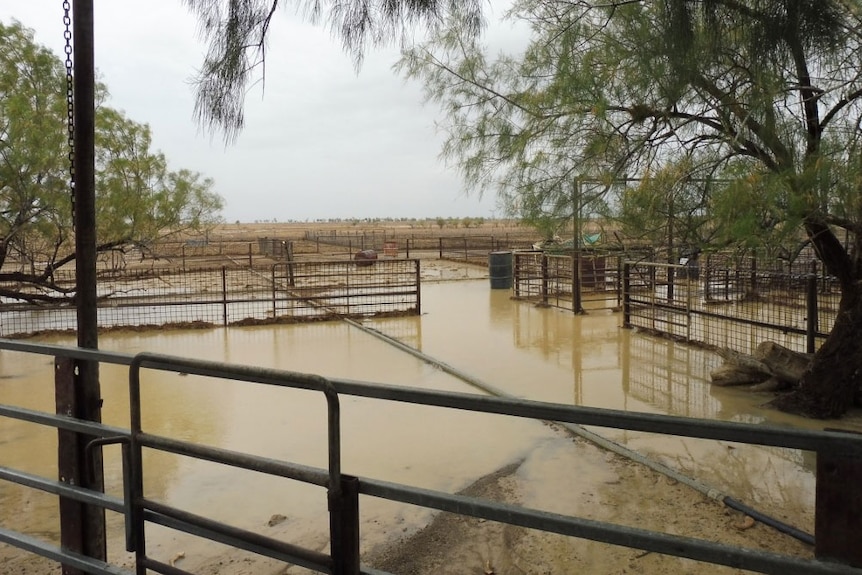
[271,259,420,320]
[512,251,624,312]
[302,230,395,252]
[304,230,539,253]
[0,261,420,337]
[624,260,839,355]
[438,236,530,265]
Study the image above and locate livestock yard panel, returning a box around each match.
[623,261,839,355]
[0,260,420,337]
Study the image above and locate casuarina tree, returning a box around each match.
[396,0,862,418]
[184,0,862,418]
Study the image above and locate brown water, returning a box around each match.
[1,279,858,569]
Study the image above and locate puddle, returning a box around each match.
[1,279,857,571]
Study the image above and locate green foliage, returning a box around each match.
[95,108,222,245]
[400,0,862,283]
[0,20,223,294]
[0,21,69,270]
[182,0,485,141]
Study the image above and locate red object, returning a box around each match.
[354,250,377,266]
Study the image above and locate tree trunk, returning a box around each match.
[771,289,862,418]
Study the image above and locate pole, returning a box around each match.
[806,261,819,354]
[67,0,106,566]
[573,179,584,314]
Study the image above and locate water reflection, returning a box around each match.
[2,280,860,567]
[371,282,859,535]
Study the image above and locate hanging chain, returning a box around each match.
[63,0,75,227]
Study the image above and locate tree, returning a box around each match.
[181,0,484,141]
[614,164,719,260]
[397,0,862,418]
[0,21,223,302]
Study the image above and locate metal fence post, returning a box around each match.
[573,250,583,314]
[686,269,692,342]
[222,266,228,326]
[272,266,277,319]
[286,242,296,287]
[345,263,351,315]
[55,357,88,575]
[415,260,421,314]
[438,237,443,259]
[806,262,819,354]
[513,253,520,297]
[616,257,623,309]
[330,475,360,575]
[704,255,712,301]
[541,254,549,306]
[622,263,631,328]
[667,263,675,302]
[816,433,862,568]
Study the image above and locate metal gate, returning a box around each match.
[1,339,861,575]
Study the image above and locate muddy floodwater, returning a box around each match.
[2,276,861,573]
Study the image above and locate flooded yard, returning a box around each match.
[1,273,859,574]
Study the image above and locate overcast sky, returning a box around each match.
[1,1,521,223]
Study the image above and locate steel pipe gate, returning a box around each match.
[0,339,861,575]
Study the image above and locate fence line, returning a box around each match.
[507,252,838,356]
[512,250,625,312]
[0,340,861,574]
[304,231,537,259]
[0,260,421,338]
[622,261,838,354]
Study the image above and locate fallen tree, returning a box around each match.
[710,342,813,393]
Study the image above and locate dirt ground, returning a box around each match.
[136,428,813,575]
[0,403,817,575]
[361,440,812,575]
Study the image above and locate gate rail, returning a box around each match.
[621,261,836,354]
[1,339,861,574]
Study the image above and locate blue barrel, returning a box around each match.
[489,251,513,289]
